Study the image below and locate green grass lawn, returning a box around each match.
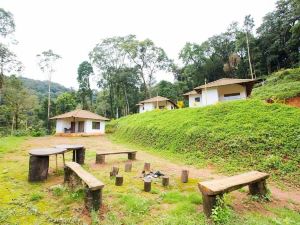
[0,136,299,224]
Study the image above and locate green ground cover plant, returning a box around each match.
[252,67,300,100]
[108,99,300,186]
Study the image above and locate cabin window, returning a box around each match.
[195,97,200,102]
[92,122,100,129]
[159,106,164,109]
[224,93,240,97]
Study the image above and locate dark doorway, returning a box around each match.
[78,121,84,133]
[71,122,75,133]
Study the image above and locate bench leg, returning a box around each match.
[249,180,268,196]
[28,155,49,182]
[76,148,85,165]
[64,167,81,189]
[128,152,136,160]
[202,193,218,217]
[85,188,102,211]
[96,155,105,164]
[72,150,76,162]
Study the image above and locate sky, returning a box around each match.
[1,0,276,89]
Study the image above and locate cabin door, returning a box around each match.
[71,122,75,133]
[78,121,84,133]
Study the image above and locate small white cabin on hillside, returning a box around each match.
[183,78,257,108]
[137,96,178,113]
[50,109,109,136]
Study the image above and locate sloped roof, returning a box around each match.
[194,78,256,90]
[183,90,198,96]
[138,96,178,107]
[139,96,170,103]
[50,109,110,121]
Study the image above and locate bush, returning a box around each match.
[11,130,30,137]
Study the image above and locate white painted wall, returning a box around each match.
[55,118,106,134]
[202,88,219,106]
[218,84,246,102]
[139,101,176,113]
[188,94,202,107]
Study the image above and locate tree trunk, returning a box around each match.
[245,32,254,79]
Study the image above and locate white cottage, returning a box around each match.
[183,78,257,107]
[137,96,178,113]
[50,109,109,136]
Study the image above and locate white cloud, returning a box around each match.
[1,0,275,89]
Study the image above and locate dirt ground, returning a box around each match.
[23,135,300,213]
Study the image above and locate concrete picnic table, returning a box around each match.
[28,145,85,182]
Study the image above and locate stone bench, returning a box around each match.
[64,162,104,211]
[198,171,269,217]
[96,151,137,164]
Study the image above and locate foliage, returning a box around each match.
[19,76,72,99]
[211,195,233,225]
[252,67,300,100]
[109,99,300,186]
[1,75,38,131]
[55,92,77,114]
[0,8,15,37]
[77,61,93,110]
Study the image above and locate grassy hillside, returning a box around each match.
[109,100,300,186]
[252,67,300,100]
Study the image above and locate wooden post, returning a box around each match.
[72,150,76,162]
[110,166,119,177]
[62,153,65,166]
[181,169,189,183]
[144,179,152,192]
[162,176,169,187]
[128,152,136,160]
[76,147,85,164]
[85,188,102,211]
[115,175,123,186]
[249,180,268,196]
[28,155,49,182]
[96,154,105,164]
[144,162,151,171]
[64,166,71,184]
[55,154,58,172]
[202,193,218,217]
[125,162,132,172]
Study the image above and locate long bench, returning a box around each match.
[96,151,137,164]
[64,162,104,211]
[198,171,269,217]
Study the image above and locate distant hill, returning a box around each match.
[252,67,300,100]
[19,76,73,99]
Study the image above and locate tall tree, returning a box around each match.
[2,75,37,131]
[77,61,93,110]
[36,50,61,132]
[56,92,77,114]
[0,8,15,37]
[122,36,171,98]
[244,15,255,79]
[0,43,22,89]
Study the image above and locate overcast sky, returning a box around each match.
[1,0,275,89]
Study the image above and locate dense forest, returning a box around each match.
[0,0,299,136]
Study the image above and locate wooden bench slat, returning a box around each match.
[96,151,137,155]
[65,162,104,190]
[198,171,269,195]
